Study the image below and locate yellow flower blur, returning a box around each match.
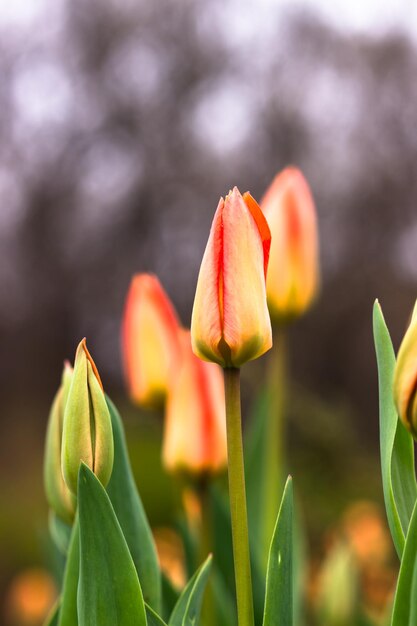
[122,274,181,407]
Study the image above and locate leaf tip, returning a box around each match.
[372,298,385,329]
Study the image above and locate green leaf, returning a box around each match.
[210,486,235,599]
[245,390,270,548]
[408,558,417,626]
[210,567,237,626]
[391,499,417,625]
[44,600,60,626]
[146,604,168,626]
[210,484,264,625]
[262,476,293,626]
[106,395,161,610]
[168,555,212,626]
[77,463,147,626]
[161,573,180,622]
[49,511,72,556]
[373,300,417,557]
[176,516,198,580]
[58,518,79,626]
[293,502,308,626]
[245,388,289,622]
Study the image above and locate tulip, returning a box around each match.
[162,329,227,474]
[61,339,114,494]
[393,308,417,438]
[191,187,272,368]
[44,362,76,524]
[261,167,319,323]
[122,274,181,407]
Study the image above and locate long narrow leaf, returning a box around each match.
[77,463,147,626]
[168,555,212,626]
[391,500,417,625]
[161,572,180,622]
[146,604,168,626]
[44,600,60,626]
[106,395,161,610]
[58,518,79,626]
[263,476,293,626]
[373,301,417,557]
[408,559,417,626]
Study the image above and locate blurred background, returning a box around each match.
[1,0,417,623]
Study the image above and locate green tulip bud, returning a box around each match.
[62,339,114,494]
[44,362,76,524]
[394,304,417,439]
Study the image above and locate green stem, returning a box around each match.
[261,328,287,570]
[224,367,254,626]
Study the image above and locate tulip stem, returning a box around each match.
[224,367,254,626]
[261,328,287,569]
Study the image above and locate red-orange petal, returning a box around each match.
[191,198,224,365]
[221,187,272,366]
[163,329,227,473]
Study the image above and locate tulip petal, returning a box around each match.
[62,342,93,494]
[222,188,272,367]
[163,330,227,473]
[242,191,271,278]
[262,167,319,320]
[191,199,224,365]
[122,275,181,406]
[394,317,417,434]
[87,361,114,488]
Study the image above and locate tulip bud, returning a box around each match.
[163,329,227,474]
[44,362,76,524]
[122,274,181,407]
[191,187,272,368]
[61,339,114,494]
[261,167,319,323]
[393,308,417,438]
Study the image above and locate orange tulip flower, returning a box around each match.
[191,187,272,368]
[122,274,181,407]
[163,329,227,473]
[261,167,319,323]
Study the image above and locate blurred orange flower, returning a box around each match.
[261,167,319,323]
[191,187,272,368]
[5,568,57,626]
[153,528,186,590]
[122,274,181,407]
[163,329,227,473]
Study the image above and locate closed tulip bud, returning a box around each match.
[44,363,76,524]
[163,329,227,473]
[393,307,417,438]
[122,274,181,408]
[261,167,319,323]
[191,187,272,368]
[61,339,114,495]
